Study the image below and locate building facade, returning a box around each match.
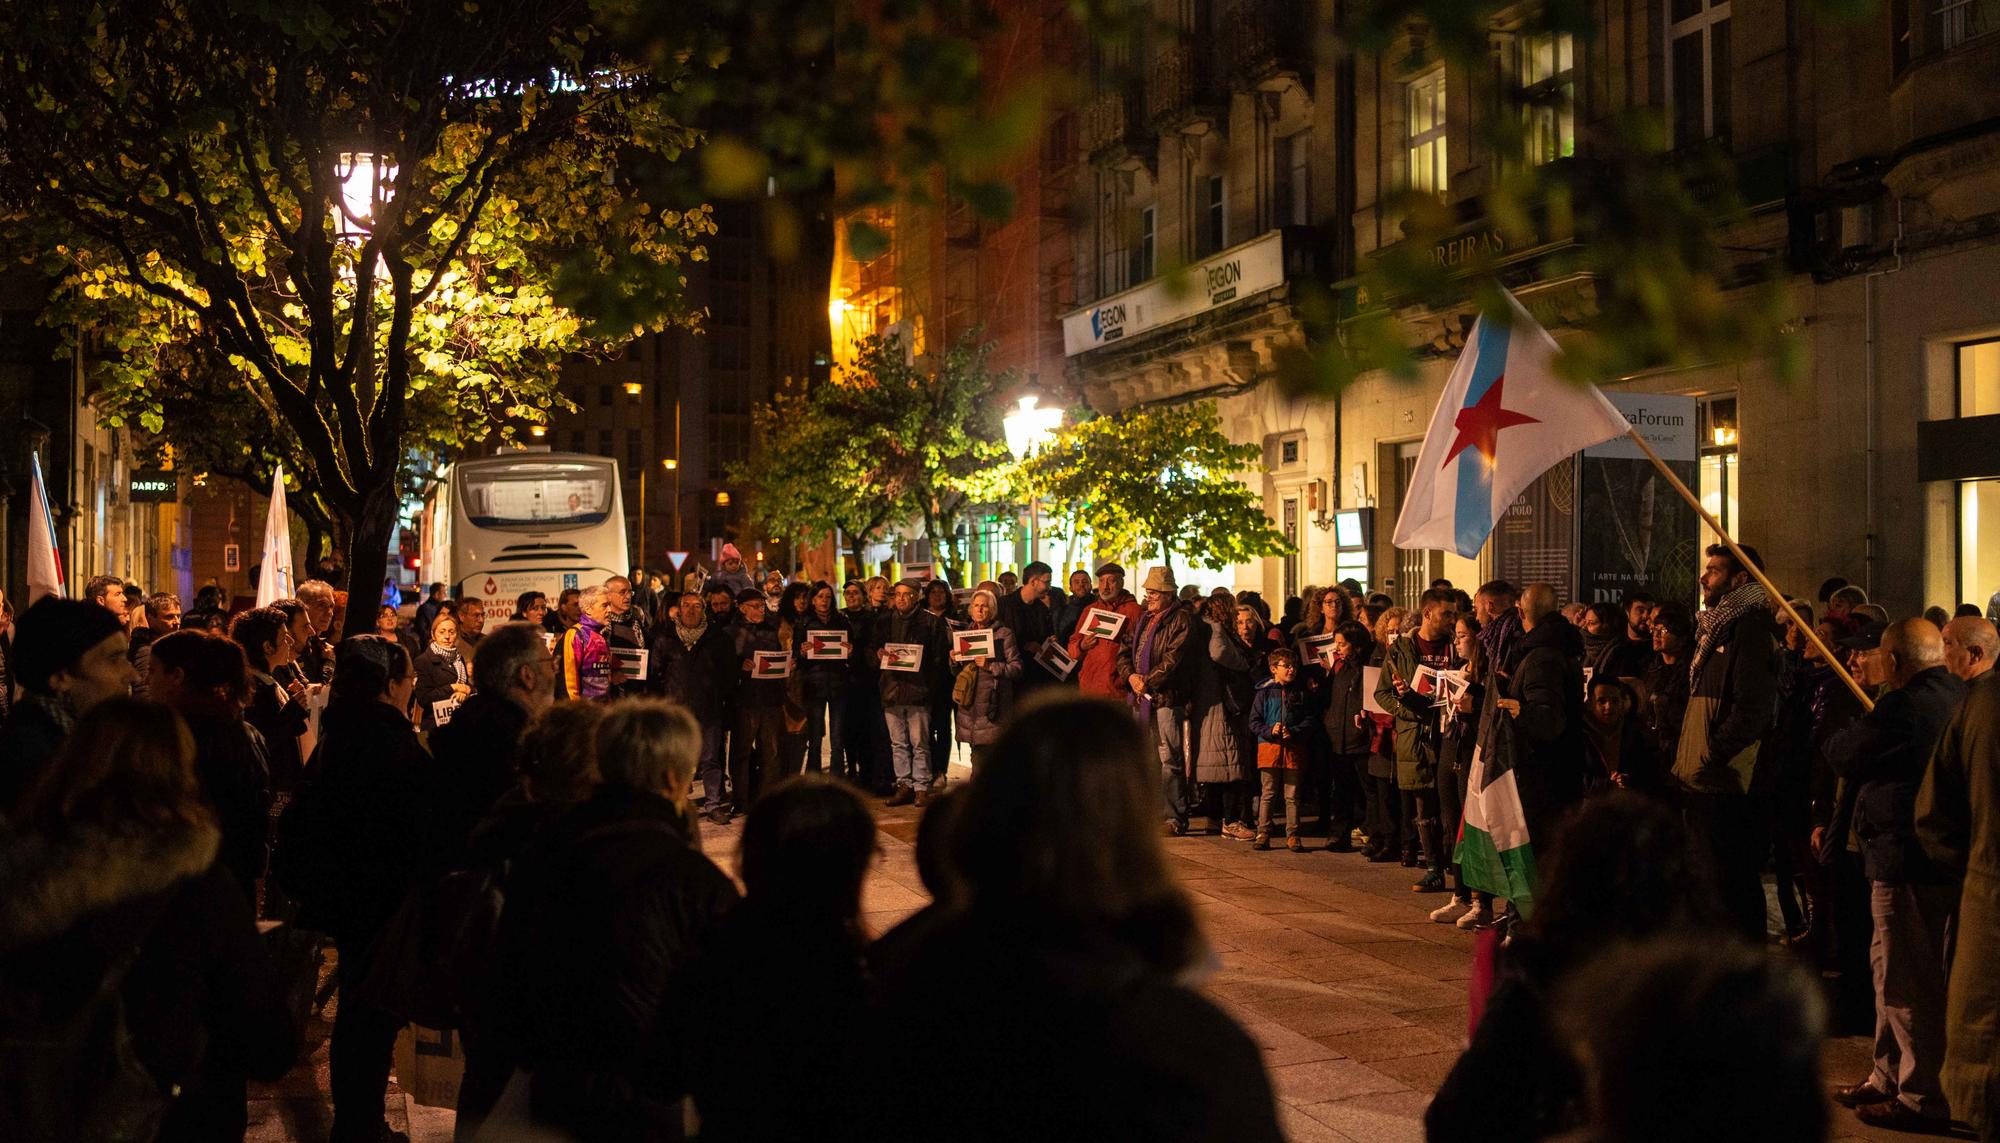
[1061,0,2000,616]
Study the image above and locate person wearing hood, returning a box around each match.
[0,596,137,817]
[1480,583,1588,879]
[1115,567,1210,837]
[652,590,742,823]
[709,543,756,597]
[558,585,615,702]
[1066,563,1143,700]
[0,698,297,1142]
[1672,543,1782,942]
[412,610,475,732]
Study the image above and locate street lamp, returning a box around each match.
[331,149,395,242]
[1002,394,1064,563]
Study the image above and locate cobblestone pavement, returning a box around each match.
[247,780,1946,1142]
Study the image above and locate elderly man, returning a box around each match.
[296,579,339,683]
[1826,620,1965,1134]
[1116,567,1208,836]
[558,585,614,702]
[1918,616,2000,1142]
[128,591,183,698]
[431,622,558,859]
[603,575,652,698]
[1066,562,1142,699]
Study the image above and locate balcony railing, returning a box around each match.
[1146,37,1225,129]
[1218,0,1315,90]
[1082,87,1153,166]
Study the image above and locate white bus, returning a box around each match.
[422,451,629,611]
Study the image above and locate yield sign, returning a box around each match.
[664,550,691,571]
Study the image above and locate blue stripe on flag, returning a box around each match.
[1452,318,1513,556]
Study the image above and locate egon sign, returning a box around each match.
[1061,231,1287,356]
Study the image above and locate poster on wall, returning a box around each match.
[1489,459,1577,605]
[1576,393,1701,611]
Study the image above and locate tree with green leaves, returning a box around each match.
[735,330,1011,581]
[0,0,708,631]
[1009,402,1291,572]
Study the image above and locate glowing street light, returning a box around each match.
[1002,394,1064,563]
[331,149,396,241]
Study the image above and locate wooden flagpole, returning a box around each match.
[1622,426,1874,712]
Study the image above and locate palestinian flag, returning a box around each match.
[1081,607,1126,640]
[1454,744,1540,915]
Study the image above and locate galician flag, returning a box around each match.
[27,451,65,604]
[255,465,295,607]
[1455,744,1541,914]
[1392,290,1632,557]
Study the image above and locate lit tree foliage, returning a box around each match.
[0,0,709,630]
[1010,402,1292,571]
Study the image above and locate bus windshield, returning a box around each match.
[459,460,614,531]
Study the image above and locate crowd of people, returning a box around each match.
[0,538,1996,1143]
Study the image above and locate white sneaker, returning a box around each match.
[1456,902,1495,930]
[1429,898,1473,924]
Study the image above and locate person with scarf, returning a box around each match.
[1672,543,1782,942]
[1115,567,1208,836]
[413,611,475,731]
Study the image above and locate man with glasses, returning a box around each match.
[1116,567,1208,836]
[872,580,948,806]
[603,575,652,699]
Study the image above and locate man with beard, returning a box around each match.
[1066,563,1143,699]
[1672,543,1782,941]
[1116,567,1208,836]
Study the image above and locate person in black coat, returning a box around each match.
[1479,584,1587,857]
[1,698,297,1143]
[652,591,741,822]
[148,631,274,906]
[1579,677,1666,798]
[430,622,557,863]
[1823,619,1966,1131]
[411,611,475,733]
[795,583,855,781]
[487,700,739,1143]
[0,597,135,816]
[997,561,1060,692]
[231,606,311,796]
[864,696,1282,1143]
[665,776,875,1142]
[277,636,443,1143]
[1426,793,1730,1143]
[1318,620,1377,854]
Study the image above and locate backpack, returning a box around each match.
[0,895,175,1143]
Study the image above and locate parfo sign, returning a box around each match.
[1062,231,1288,356]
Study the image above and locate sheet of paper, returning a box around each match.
[1081,607,1127,640]
[882,642,925,673]
[803,631,851,660]
[951,628,996,663]
[609,646,650,681]
[1299,633,1338,669]
[752,649,793,679]
[903,561,934,582]
[431,698,461,726]
[1035,639,1077,681]
[1362,665,1387,714]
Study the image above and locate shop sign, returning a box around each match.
[1062,231,1288,356]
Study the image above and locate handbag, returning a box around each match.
[952,663,979,707]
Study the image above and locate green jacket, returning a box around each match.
[1376,635,1441,791]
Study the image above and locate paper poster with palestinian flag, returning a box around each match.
[802,629,851,661]
[1299,634,1338,669]
[1454,744,1541,915]
[751,650,793,679]
[903,561,935,582]
[951,628,995,663]
[1080,607,1127,641]
[881,642,925,673]
[1035,639,1077,681]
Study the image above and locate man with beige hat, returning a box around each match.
[1117,566,1210,836]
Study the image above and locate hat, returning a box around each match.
[1142,566,1177,594]
[720,543,743,561]
[1094,562,1126,580]
[735,588,767,605]
[1838,620,1887,651]
[13,597,126,693]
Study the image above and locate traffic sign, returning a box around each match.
[665,550,691,571]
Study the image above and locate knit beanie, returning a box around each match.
[13,597,125,692]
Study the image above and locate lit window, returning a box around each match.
[1519,33,1576,166]
[1668,0,1731,149]
[1407,69,1449,195]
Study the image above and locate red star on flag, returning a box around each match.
[1443,376,1540,466]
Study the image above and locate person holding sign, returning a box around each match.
[869,580,948,806]
[795,583,854,780]
[1065,563,1142,700]
[731,590,789,808]
[412,611,474,733]
[1376,589,1463,893]
[952,590,1022,770]
[997,561,1059,693]
[651,591,741,824]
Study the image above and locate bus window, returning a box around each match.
[462,461,613,530]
